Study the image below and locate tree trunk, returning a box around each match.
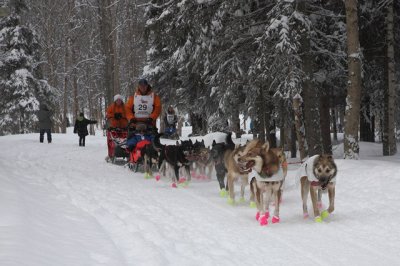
[279,123,285,149]
[231,109,241,138]
[112,4,119,95]
[98,0,115,106]
[190,112,207,136]
[290,123,297,158]
[383,0,397,156]
[72,44,79,121]
[255,90,266,142]
[159,109,165,134]
[298,0,322,156]
[62,37,70,134]
[360,96,375,142]
[343,0,362,159]
[293,94,307,160]
[331,107,338,142]
[268,119,277,148]
[177,115,184,137]
[320,96,332,154]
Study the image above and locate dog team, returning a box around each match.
[143,132,338,226]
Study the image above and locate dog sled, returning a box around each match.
[105,125,129,164]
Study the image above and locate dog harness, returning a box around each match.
[250,167,285,182]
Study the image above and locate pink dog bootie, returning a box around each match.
[255,211,260,221]
[272,216,280,224]
[155,175,161,181]
[171,183,177,188]
[259,214,268,226]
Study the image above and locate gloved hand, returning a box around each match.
[114,113,122,120]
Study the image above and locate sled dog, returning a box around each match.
[239,141,287,225]
[298,154,337,222]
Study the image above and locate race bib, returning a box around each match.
[134,93,154,118]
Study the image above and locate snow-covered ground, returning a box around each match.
[1,129,400,266]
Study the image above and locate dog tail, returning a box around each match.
[226,132,235,150]
[152,133,164,152]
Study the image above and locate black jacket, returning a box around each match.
[37,104,53,129]
[74,117,97,136]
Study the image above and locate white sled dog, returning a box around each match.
[297,154,337,222]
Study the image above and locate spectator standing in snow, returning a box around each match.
[37,103,53,143]
[73,112,97,147]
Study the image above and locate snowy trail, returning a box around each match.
[1,132,400,265]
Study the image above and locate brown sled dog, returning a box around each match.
[224,139,266,205]
[270,148,288,202]
[239,141,287,225]
[298,154,337,222]
[224,144,249,204]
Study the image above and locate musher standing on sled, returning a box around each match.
[125,78,161,130]
[125,79,161,177]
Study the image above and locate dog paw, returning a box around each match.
[303,213,309,219]
[178,181,189,188]
[171,183,177,188]
[178,177,187,183]
[259,214,268,226]
[249,201,256,208]
[227,197,235,205]
[144,172,153,179]
[219,189,227,198]
[272,216,280,224]
[321,210,329,220]
[255,211,260,221]
[155,175,161,181]
[314,216,322,223]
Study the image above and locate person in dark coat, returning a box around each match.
[37,103,53,143]
[73,112,97,147]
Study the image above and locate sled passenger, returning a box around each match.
[106,94,128,129]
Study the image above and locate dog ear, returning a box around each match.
[176,140,180,146]
[189,139,193,145]
[201,139,204,144]
[262,141,270,152]
[212,140,216,146]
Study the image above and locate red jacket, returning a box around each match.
[106,103,128,128]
